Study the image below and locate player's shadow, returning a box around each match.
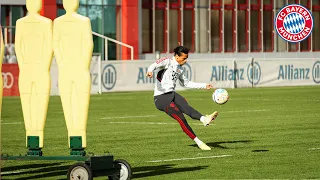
[132,164,208,179]
[189,140,253,149]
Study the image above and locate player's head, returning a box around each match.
[26,0,42,14]
[174,46,189,65]
[63,0,80,13]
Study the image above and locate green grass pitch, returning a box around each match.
[1,86,320,179]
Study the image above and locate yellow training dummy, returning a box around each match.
[15,0,53,156]
[53,0,93,155]
[0,26,4,116]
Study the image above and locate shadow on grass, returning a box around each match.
[1,162,62,172]
[189,140,253,149]
[132,164,208,179]
[13,170,67,180]
[1,163,208,179]
[1,162,69,180]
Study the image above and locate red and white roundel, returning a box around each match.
[275,4,313,43]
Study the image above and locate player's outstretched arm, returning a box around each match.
[146,57,170,78]
[146,71,153,78]
[179,72,214,90]
[206,84,213,89]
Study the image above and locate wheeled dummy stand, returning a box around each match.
[1,0,132,179]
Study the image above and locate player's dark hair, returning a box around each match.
[174,46,189,56]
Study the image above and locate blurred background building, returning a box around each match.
[1,0,320,62]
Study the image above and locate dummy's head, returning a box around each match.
[26,0,42,14]
[63,0,79,13]
[174,46,189,65]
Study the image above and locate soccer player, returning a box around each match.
[146,46,218,150]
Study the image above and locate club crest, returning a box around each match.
[275,4,313,43]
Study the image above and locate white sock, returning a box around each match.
[200,116,206,123]
[194,137,203,146]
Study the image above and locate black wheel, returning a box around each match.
[108,159,132,180]
[67,162,93,180]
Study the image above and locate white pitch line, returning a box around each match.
[146,155,232,163]
[101,109,268,120]
[1,122,23,125]
[1,170,24,175]
[100,115,156,119]
[1,110,267,125]
[223,109,269,113]
[1,120,206,126]
[109,122,177,125]
[309,148,320,150]
[108,121,214,126]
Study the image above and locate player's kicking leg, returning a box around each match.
[154,94,211,150]
[173,92,218,126]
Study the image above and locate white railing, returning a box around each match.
[3,27,15,45]
[91,31,134,94]
[1,27,134,61]
[92,31,134,61]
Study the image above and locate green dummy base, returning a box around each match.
[27,136,42,156]
[70,136,86,156]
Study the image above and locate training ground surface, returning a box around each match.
[1,86,320,179]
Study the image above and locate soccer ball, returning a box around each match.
[212,89,229,105]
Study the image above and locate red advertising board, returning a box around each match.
[2,64,20,96]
